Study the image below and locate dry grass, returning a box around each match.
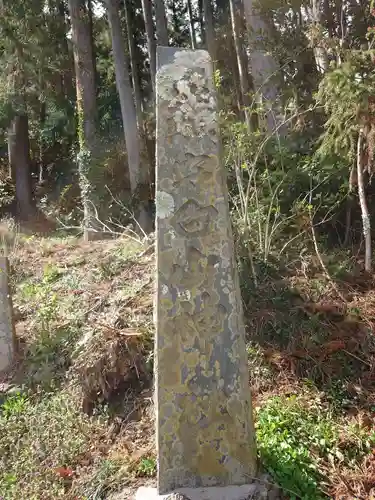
[0,235,156,499]
[1,233,375,498]
[244,252,375,499]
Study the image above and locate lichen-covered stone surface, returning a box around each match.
[155,47,257,495]
[0,257,15,373]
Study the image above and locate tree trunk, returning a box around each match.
[203,0,215,61]
[68,0,97,147]
[124,0,154,187]
[141,0,156,91]
[8,115,35,219]
[225,30,243,115]
[39,99,46,183]
[106,0,151,234]
[67,0,98,239]
[344,164,356,246]
[105,0,142,194]
[357,128,371,272]
[243,0,282,134]
[87,0,99,92]
[187,0,197,49]
[305,0,329,73]
[155,0,168,46]
[198,0,205,46]
[58,0,74,100]
[229,0,252,130]
[124,0,143,128]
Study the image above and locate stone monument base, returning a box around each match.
[135,484,259,500]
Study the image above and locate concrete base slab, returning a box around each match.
[135,484,258,500]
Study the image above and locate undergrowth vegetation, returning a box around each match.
[3,101,375,498]
[0,237,155,499]
[256,392,374,499]
[0,231,374,499]
[2,99,375,498]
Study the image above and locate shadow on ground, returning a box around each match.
[239,256,375,499]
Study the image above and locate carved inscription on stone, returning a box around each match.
[171,200,218,237]
[155,47,256,494]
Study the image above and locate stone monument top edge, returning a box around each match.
[156,46,212,71]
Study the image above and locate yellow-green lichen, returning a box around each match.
[155,47,257,494]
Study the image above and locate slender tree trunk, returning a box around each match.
[67,0,98,240]
[105,0,151,233]
[228,32,243,115]
[124,0,154,185]
[124,0,143,128]
[243,0,282,134]
[105,0,142,193]
[306,0,329,73]
[8,115,35,219]
[141,0,156,91]
[357,128,371,272]
[198,0,205,46]
[39,99,46,183]
[323,0,334,37]
[229,0,252,130]
[87,0,98,92]
[68,0,97,149]
[344,164,356,246]
[58,0,74,100]
[155,0,168,46]
[187,0,197,49]
[7,128,13,179]
[203,0,215,61]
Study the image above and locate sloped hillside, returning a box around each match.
[1,234,375,499]
[1,236,156,499]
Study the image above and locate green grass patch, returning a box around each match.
[0,391,105,499]
[136,456,156,477]
[256,393,375,499]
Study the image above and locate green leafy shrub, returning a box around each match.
[136,457,156,477]
[256,393,375,499]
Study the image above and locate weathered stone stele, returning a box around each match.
[0,257,15,373]
[154,47,257,496]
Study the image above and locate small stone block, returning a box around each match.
[0,256,15,373]
[135,485,258,500]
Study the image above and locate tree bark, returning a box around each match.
[68,0,97,150]
[39,99,46,183]
[124,0,143,128]
[155,0,168,46]
[57,0,74,100]
[203,0,215,61]
[243,0,281,134]
[305,0,329,73]
[105,0,142,194]
[8,114,35,219]
[198,0,205,46]
[141,0,156,91]
[229,0,252,130]
[87,0,98,91]
[67,0,98,239]
[357,128,371,272]
[105,0,151,235]
[187,0,197,49]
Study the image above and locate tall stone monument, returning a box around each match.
[137,47,257,500]
[0,257,15,373]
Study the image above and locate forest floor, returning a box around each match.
[0,233,374,499]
